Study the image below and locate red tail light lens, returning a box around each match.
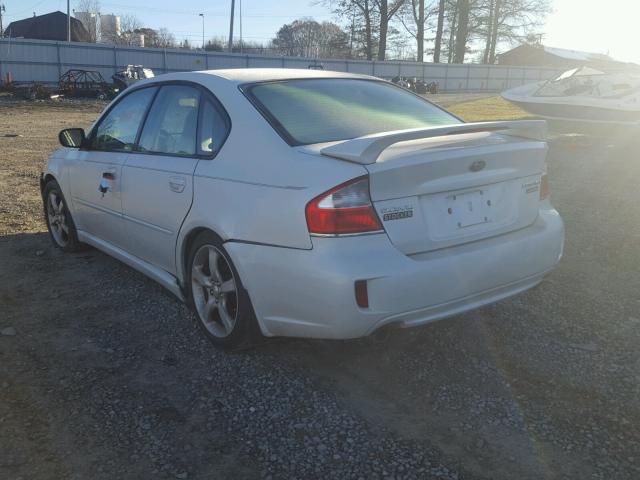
[305,176,383,235]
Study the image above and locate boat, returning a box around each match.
[501,67,640,124]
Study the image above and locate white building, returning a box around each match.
[74,11,98,42]
[100,14,121,39]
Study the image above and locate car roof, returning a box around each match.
[195,68,372,84]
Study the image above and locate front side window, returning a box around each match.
[138,85,200,156]
[92,87,157,151]
[245,79,460,145]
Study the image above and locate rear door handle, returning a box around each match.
[169,176,186,193]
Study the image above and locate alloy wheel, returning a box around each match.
[191,245,238,338]
[47,191,70,247]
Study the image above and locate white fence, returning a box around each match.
[0,38,562,92]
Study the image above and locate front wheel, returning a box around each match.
[43,180,82,252]
[187,232,259,350]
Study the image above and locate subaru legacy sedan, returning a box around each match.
[42,69,564,349]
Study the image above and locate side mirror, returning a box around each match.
[59,128,86,148]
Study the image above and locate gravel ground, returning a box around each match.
[1,99,639,480]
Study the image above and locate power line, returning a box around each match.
[4,0,334,20]
[3,0,49,19]
[97,1,332,19]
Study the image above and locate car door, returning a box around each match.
[68,86,157,249]
[121,84,229,274]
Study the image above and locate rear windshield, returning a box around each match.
[245,79,460,145]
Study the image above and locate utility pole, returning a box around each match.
[349,10,355,57]
[239,0,242,53]
[228,0,235,53]
[67,0,71,42]
[0,4,5,37]
[199,13,205,50]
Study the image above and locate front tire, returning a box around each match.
[187,231,259,350]
[43,180,82,252]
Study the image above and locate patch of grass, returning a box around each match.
[447,96,531,122]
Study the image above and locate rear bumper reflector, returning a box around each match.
[355,280,369,308]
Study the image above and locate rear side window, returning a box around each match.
[245,79,460,145]
[198,99,229,156]
[138,85,200,156]
[92,87,157,151]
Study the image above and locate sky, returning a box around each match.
[3,0,640,64]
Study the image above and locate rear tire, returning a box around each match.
[43,180,83,253]
[186,231,259,350]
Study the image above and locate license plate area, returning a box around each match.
[447,189,491,228]
[421,182,516,242]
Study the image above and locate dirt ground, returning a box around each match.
[1,98,639,479]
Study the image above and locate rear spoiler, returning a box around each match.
[320,120,547,165]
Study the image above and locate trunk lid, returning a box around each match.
[318,121,548,255]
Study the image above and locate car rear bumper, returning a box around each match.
[225,207,564,339]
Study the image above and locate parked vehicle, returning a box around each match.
[42,69,564,349]
[391,75,412,89]
[112,65,155,92]
[502,66,640,124]
[391,75,438,94]
[58,69,115,100]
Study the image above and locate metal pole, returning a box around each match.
[199,13,204,50]
[239,0,242,53]
[67,0,71,42]
[0,4,5,37]
[228,0,235,53]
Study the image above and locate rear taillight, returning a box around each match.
[540,173,550,200]
[305,176,383,235]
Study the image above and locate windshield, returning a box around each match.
[245,79,460,145]
[535,69,638,98]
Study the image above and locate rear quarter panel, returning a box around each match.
[175,74,367,282]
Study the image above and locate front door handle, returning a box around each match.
[99,169,116,195]
[169,176,186,193]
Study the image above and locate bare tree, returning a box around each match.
[356,0,376,60]
[433,0,446,62]
[116,14,142,46]
[453,0,469,62]
[326,0,378,60]
[156,28,176,49]
[323,0,405,60]
[206,36,270,54]
[482,0,550,64]
[272,19,350,58]
[74,0,100,42]
[324,0,548,64]
[442,0,485,63]
[137,27,176,48]
[374,0,405,60]
[446,0,457,62]
[398,0,438,62]
[386,26,412,59]
[317,22,351,57]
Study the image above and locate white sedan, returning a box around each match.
[42,69,564,349]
